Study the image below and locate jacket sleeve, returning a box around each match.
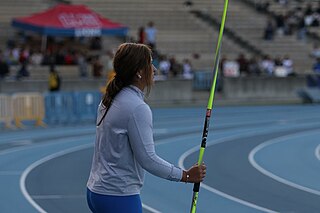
[127,104,182,181]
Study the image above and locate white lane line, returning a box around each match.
[0,135,93,156]
[20,143,93,213]
[31,195,85,199]
[153,128,168,134]
[178,135,278,213]
[29,193,164,213]
[315,144,320,161]
[249,131,320,196]
[18,121,319,213]
[20,141,162,213]
[142,203,162,213]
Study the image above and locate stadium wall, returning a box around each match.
[0,76,306,106]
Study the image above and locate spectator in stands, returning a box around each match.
[284,10,296,36]
[77,52,88,78]
[48,65,61,92]
[183,0,193,7]
[264,19,275,40]
[15,59,29,80]
[296,17,306,41]
[6,38,15,49]
[282,55,294,76]
[64,51,75,65]
[19,47,29,65]
[236,53,249,76]
[0,52,9,79]
[55,49,65,65]
[182,59,193,79]
[86,43,206,213]
[307,58,320,87]
[169,56,181,77]
[310,43,320,59]
[313,58,320,74]
[42,50,55,66]
[159,55,170,78]
[274,55,283,67]
[277,0,288,6]
[304,6,315,27]
[145,21,157,49]
[316,2,320,14]
[248,56,262,75]
[101,50,114,76]
[138,26,146,44]
[256,0,270,12]
[151,49,160,72]
[219,54,228,76]
[12,46,20,64]
[90,37,102,50]
[92,56,103,78]
[4,49,19,66]
[222,58,240,77]
[30,50,43,66]
[275,14,286,36]
[304,3,313,17]
[261,55,274,75]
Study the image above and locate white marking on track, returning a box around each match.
[249,130,320,196]
[20,141,162,213]
[20,143,93,213]
[178,135,278,213]
[153,128,168,134]
[315,144,320,161]
[31,195,85,199]
[142,203,162,213]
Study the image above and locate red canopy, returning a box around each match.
[12,4,128,37]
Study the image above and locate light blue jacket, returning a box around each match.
[87,85,182,195]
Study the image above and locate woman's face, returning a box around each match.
[150,57,158,81]
[152,64,156,82]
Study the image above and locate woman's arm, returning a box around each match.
[127,104,182,181]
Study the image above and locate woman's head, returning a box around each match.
[113,43,153,90]
[102,43,154,109]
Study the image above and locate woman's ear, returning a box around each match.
[136,71,142,79]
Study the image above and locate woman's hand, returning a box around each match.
[181,163,206,183]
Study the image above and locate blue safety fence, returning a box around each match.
[193,71,212,90]
[297,74,320,103]
[44,92,76,124]
[73,91,102,122]
[193,71,223,91]
[306,74,320,89]
[44,91,102,124]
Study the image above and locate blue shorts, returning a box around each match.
[87,188,142,213]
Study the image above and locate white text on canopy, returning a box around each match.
[58,13,101,28]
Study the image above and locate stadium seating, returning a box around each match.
[72,0,246,70]
[0,0,49,49]
[198,0,316,73]
[71,0,316,73]
[0,0,318,78]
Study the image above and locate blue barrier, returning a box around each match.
[44,92,76,124]
[73,91,102,122]
[193,71,224,91]
[193,71,211,90]
[44,91,102,124]
[297,88,320,103]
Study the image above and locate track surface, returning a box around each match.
[0,105,319,212]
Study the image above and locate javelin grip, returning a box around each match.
[193,182,200,192]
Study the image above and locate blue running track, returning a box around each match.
[0,105,320,213]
